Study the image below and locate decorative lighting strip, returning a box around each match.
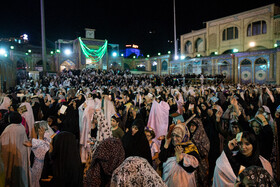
[78,37,108,63]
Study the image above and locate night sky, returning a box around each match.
[0,0,279,55]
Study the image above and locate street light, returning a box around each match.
[28,49,32,53]
[10,46,14,50]
[180,55,185,60]
[174,55,179,60]
[64,49,72,56]
[112,52,117,57]
[158,52,161,56]
[147,54,150,58]
[0,48,6,55]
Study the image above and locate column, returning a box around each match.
[234,56,238,84]
[212,59,216,75]
[276,51,280,85]
[146,60,151,72]
[269,53,274,81]
[157,59,161,75]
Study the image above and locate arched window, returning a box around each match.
[255,58,267,65]
[241,59,251,65]
[195,38,203,52]
[247,20,267,36]
[222,27,238,41]
[161,61,168,71]
[185,41,192,54]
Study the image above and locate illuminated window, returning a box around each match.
[247,20,267,36]
[222,27,238,41]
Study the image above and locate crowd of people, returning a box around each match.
[0,68,279,187]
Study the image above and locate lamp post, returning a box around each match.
[173,0,178,60]
[40,0,47,74]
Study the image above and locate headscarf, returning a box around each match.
[0,97,11,110]
[84,138,125,187]
[187,118,210,158]
[172,123,199,155]
[199,102,209,119]
[111,156,167,187]
[50,132,83,187]
[122,119,152,165]
[236,131,260,168]
[238,166,277,187]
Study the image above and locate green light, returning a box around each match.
[28,49,31,53]
[197,54,201,57]
[78,37,107,63]
[25,53,28,55]
[214,52,218,55]
[56,49,61,53]
[10,46,14,50]
[4,54,8,57]
[50,51,54,54]
[133,56,136,59]
[158,53,161,56]
[168,51,171,54]
[233,48,239,53]
[274,44,278,47]
[147,55,150,58]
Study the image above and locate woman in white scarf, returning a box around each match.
[20,98,35,138]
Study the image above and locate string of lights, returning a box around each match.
[78,37,107,63]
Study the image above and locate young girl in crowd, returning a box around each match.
[144,127,160,170]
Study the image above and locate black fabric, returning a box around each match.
[46,132,83,187]
[60,105,80,141]
[122,118,153,166]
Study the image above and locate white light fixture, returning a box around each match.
[180,55,185,60]
[168,51,171,54]
[147,55,150,58]
[153,61,157,66]
[233,48,239,53]
[121,53,124,57]
[274,44,278,48]
[0,48,6,55]
[64,49,72,56]
[214,52,218,55]
[249,42,256,47]
[197,54,201,57]
[174,55,179,60]
[112,52,117,57]
[158,52,161,56]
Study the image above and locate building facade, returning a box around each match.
[176,3,280,85]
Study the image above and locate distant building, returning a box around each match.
[120,44,141,58]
